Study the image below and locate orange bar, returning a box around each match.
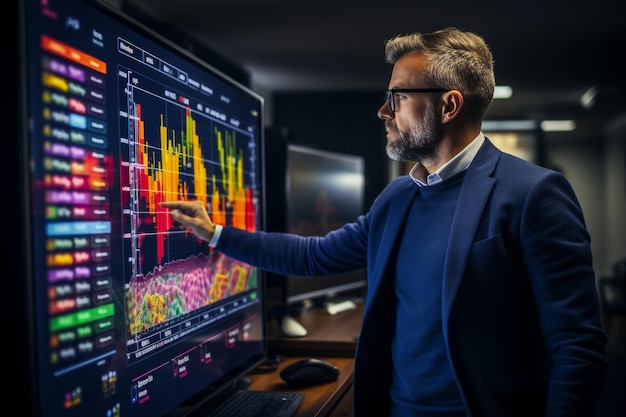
[41,35,107,74]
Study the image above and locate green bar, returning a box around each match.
[49,304,114,332]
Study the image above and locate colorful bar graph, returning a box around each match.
[122,80,259,335]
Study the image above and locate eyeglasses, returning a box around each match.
[384,88,449,112]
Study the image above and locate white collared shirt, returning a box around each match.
[409,133,485,187]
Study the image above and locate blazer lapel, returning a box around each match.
[367,177,418,298]
[441,140,500,331]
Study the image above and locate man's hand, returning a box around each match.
[160,200,216,242]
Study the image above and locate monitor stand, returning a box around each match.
[281,314,308,338]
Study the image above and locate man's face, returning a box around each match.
[378,51,444,162]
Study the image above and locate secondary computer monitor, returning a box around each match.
[18,0,266,416]
[284,145,367,305]
[264,130,367,334]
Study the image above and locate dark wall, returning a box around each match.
[271,91,390,211]
[121,1,251,88]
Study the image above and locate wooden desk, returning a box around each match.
[269,302,364,357]
[255,302,363,415]
[247,356,355,417]
[183,305,361,417]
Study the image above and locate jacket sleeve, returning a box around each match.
[521,170,608,415]
[214,216,368,276]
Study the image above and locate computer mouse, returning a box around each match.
[279,358,340,386]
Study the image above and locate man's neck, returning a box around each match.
[421,127,480,174]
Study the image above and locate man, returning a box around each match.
[161,27,607,417]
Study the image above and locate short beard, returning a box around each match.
[385,102,442,162]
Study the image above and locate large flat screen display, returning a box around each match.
[18,0,266,416]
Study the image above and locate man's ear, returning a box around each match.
[441,90,463,123]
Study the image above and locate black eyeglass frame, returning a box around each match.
[385,88,449,112]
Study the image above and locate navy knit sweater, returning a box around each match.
[389,172,467,417]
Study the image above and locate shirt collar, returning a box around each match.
[409,133,485,187]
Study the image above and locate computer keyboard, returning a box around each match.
[206,390,305,417]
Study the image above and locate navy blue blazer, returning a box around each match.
[217,138,608,416]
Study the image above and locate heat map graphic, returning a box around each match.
[120,68,260,336]
[126,252,258,334]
